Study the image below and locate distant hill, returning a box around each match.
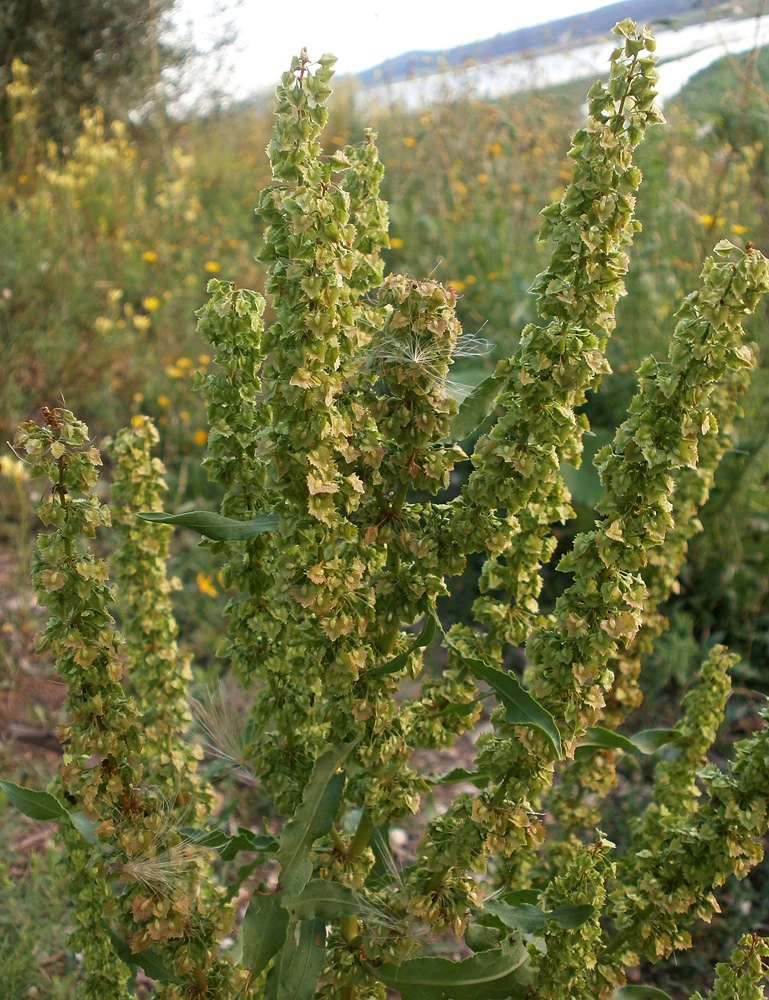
[357,0,714,87]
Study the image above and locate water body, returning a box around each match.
[358,17,769,109]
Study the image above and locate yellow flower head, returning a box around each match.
[193,429,208,447]
[157,395,169,407]
[141,250,158,263]
[204,260,220,273]
[142,296,161,312]
[196,572,218,597]
[402,137,417,148]
[389,237,404,249]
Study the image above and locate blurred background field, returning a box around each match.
[1,2,769,996]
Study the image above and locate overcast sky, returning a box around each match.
[173,0,612,98]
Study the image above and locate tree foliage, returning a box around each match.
[0,0,179,160]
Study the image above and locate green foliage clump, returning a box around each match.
[4,22,769,1000]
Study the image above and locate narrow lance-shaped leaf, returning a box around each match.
[0,780,98,842]
[278,742,357,897]
[242,890,291,991]
[0,780,69,821]
[461,657,563,759]
[448,374,503,442]
[482,897,595,934]
[136,509,279,541]
[375,936,532,1000]
[108,930,181,985]
[286,879,359,920]
[369,612,437,678]
[265,919,327,1000]
[180,826,278,861]
[574,726,678,762]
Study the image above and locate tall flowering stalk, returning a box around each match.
[14,410,236,999]
[7,20,769,1000]
[108,416,208,819]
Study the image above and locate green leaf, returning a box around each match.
[286,879,358,920]
[501,889,539,906]
[431,766,490,788]
[224,859,263,902]
[610,987,674,1000]
[483,899,594,934]
[0,780,68,821]
[108,930,180,984]
[560,427,615,508]
[574,727,678,762]
[69,811,99,843]
[265,919,327,1000]
[136,509,279,541]
[242,891,290,990]
[278,742,356,897]
[464,659,563,759]
[369,613,437,678]
[0,781,100,844]
[375,936,532,1000]
[629,729,679,754]
[449,374,502,442]
[181,826,278,861]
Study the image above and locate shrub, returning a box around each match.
[4,22,769,1000]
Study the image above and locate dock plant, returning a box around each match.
[4,20,769,1000]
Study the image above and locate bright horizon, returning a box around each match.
[172,0,619,100]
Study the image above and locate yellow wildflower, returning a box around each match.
[485,142,502,157]
[130,415,145,428]
[179,410,189,421]
[476,173,489,185]
[198,354,211,365]
[699,214,714,226]
[464,274,476,285]
[0,455,27,484]
[141,250,158,263]
[204,260,220,273]
[142,296,161,312]
[193,429,208,447]
[133,315,151,331]
[731,224,747,235]
[196,572,217,597]
[175,357,192,369]
[157,395,169,407]
[448,280,465,293]
[389,237,404,249]
[402,137,417,148]
[165,366,182,378]
[133,392,144,403]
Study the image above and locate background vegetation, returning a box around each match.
[1,16,769,998]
